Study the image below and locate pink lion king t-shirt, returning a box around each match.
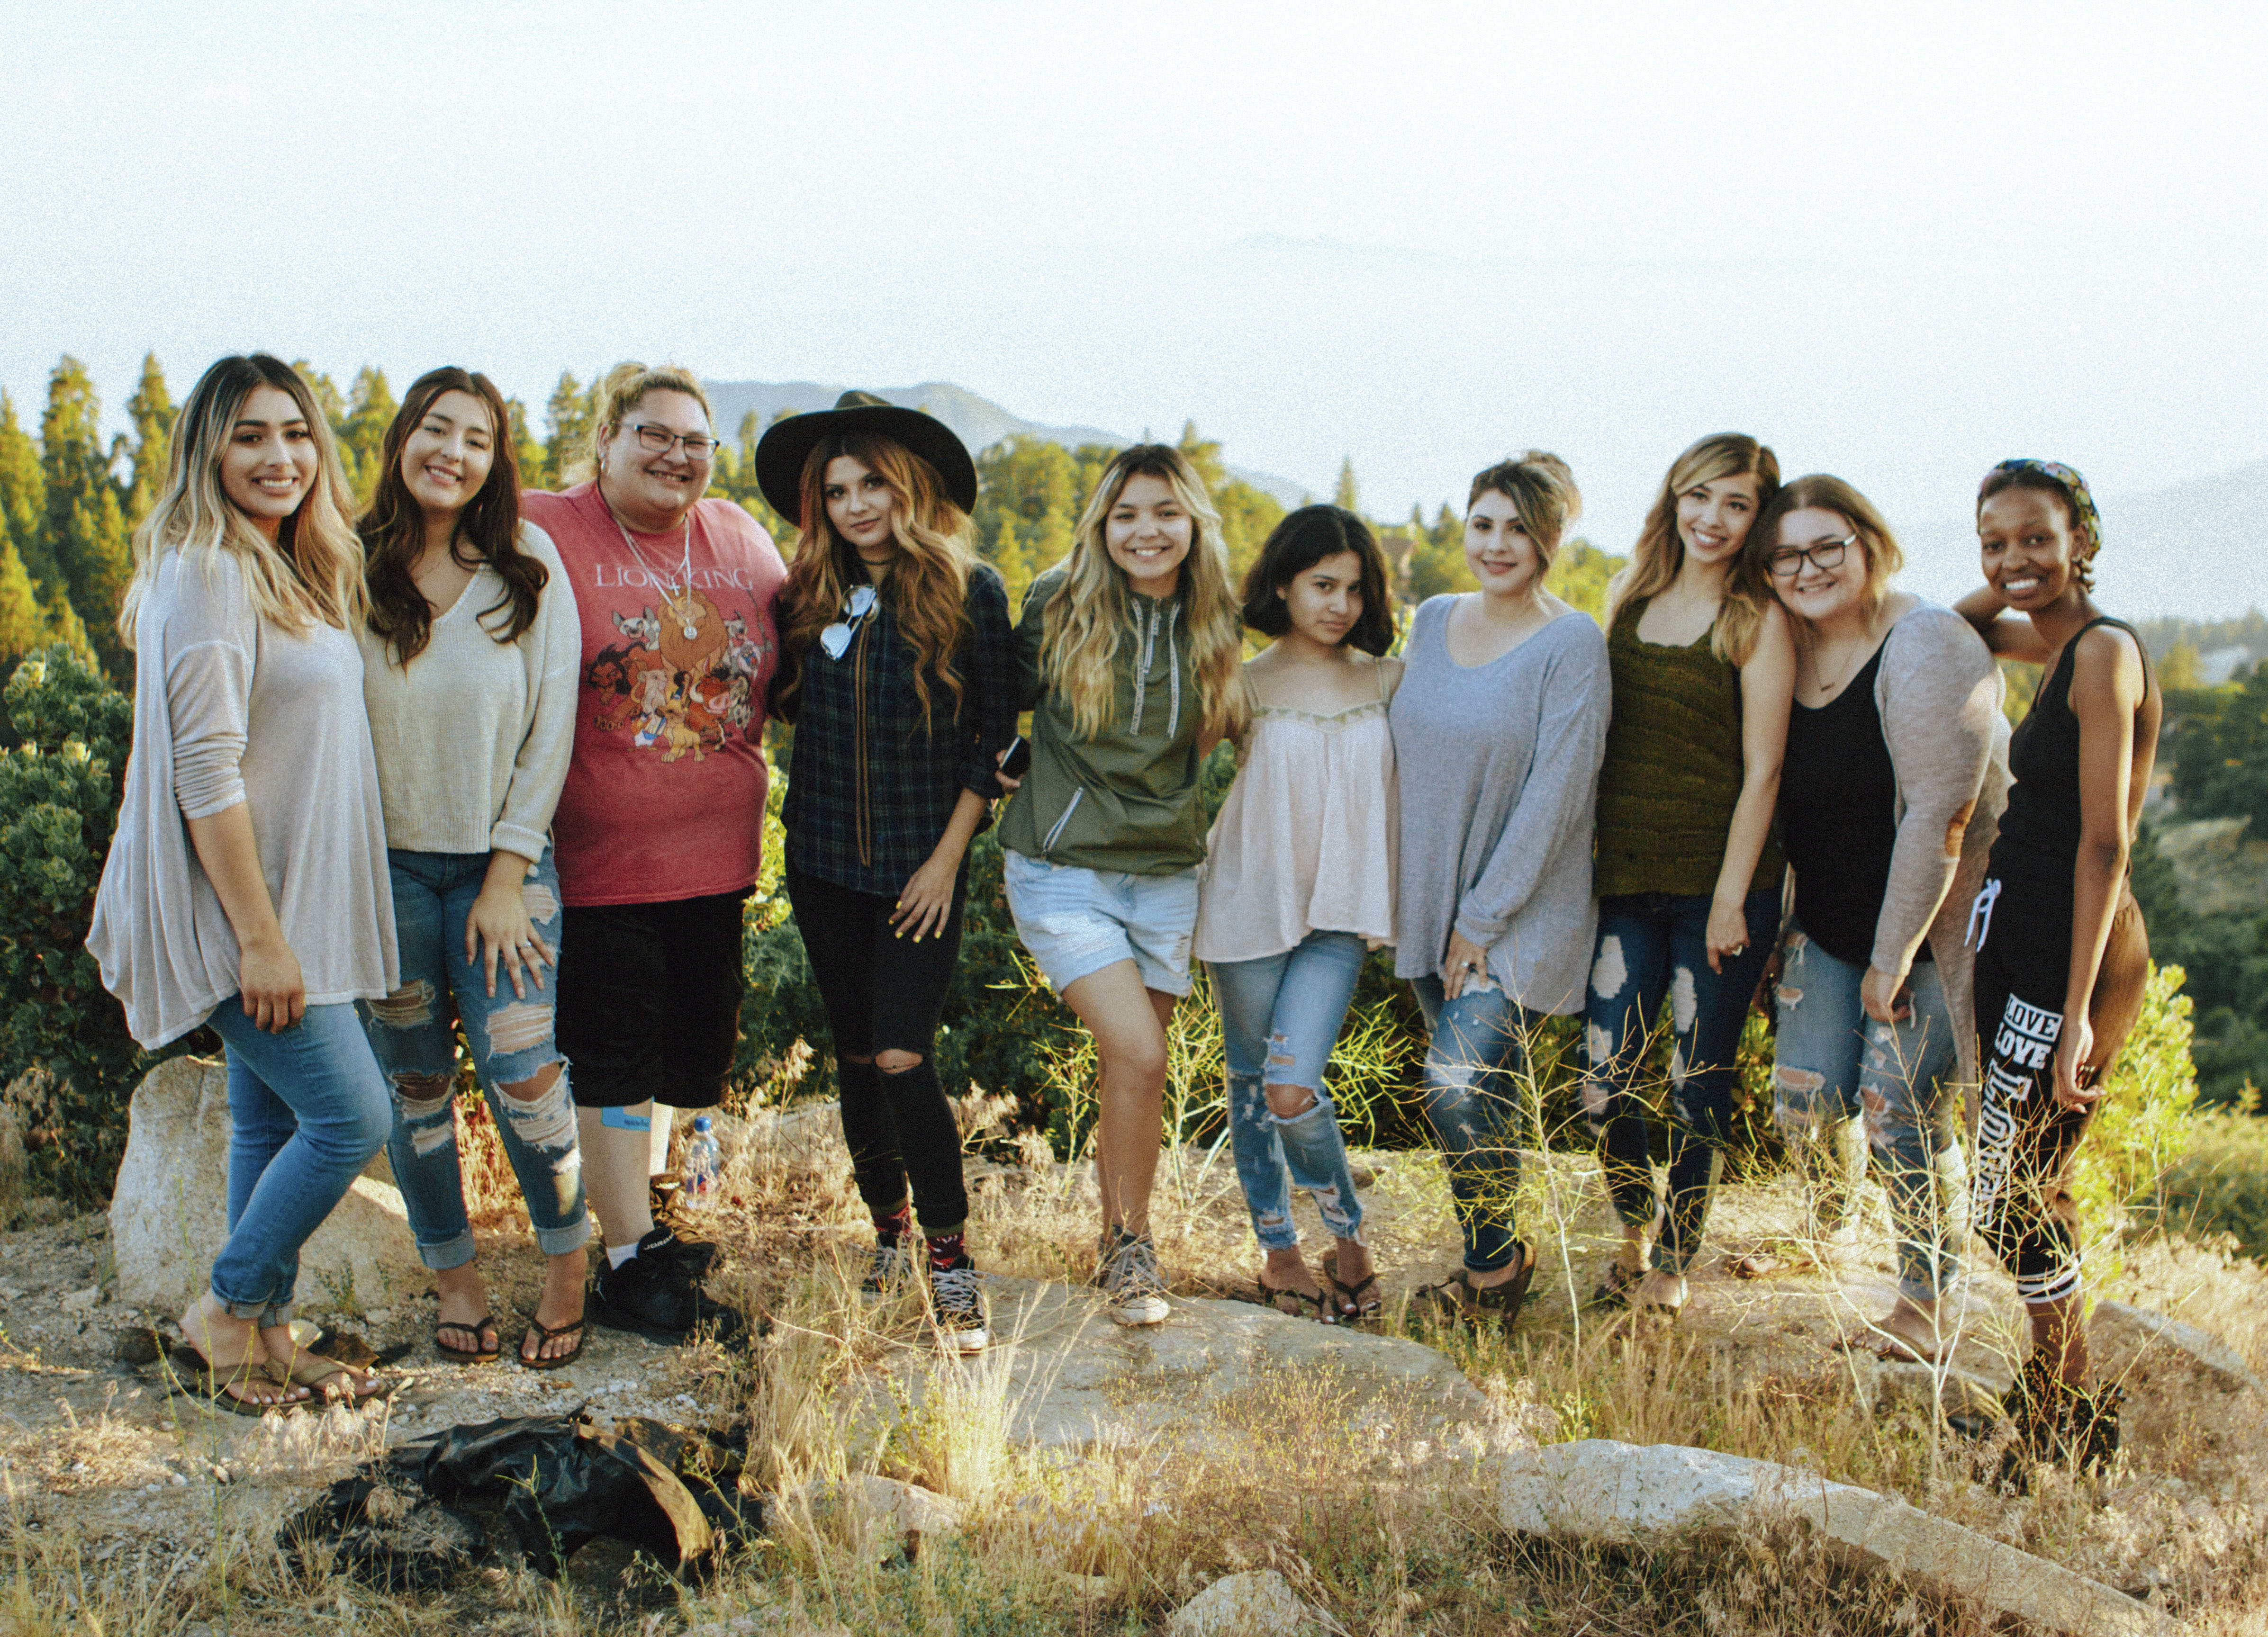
[524,484,786,908]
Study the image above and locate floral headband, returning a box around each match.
[1983,458,2102,559]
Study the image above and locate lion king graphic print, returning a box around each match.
[524,486,786,908]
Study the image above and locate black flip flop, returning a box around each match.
[517,1313,587,1371]
[163,1343,308,1417]
[1254,1277,1334,1323]
[1321,1249,1384,1321]
[434,1313,500,1365]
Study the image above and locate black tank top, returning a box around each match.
[1779,641,1926,969]
[1989,616,2154,900]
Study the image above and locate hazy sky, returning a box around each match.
[5,1,2265,609]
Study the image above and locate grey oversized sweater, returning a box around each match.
[1391,597,1611,1015]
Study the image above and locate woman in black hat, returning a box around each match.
[760,393,1018,1354]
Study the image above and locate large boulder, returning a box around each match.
[1497,1439,2170,1637]
[108,1056,428,1314]
[1167,1569,1315,1636]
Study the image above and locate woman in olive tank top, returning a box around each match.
[1954,459,2160,1475]
[1583,434,1794,1316]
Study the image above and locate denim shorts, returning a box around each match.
[1001,849,1201,996]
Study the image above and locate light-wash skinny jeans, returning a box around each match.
[1770,926,1967,1303]
[1208,931,1370,1252]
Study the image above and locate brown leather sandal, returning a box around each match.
[1419,1241,1537,1333]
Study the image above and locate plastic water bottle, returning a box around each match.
[681,1115,721,1209]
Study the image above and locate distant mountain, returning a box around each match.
[701,378,1315,510]
[1899,457,2268,621]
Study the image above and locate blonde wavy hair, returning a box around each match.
[120,354,365,647]
[1603,432,1781,666]
[1038,444,1247,744]
[1746,473,1905,629]
[1468,450,1582,570]
[563,361,714,485]
[774,433,974,726]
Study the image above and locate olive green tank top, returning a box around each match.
[1592,598,1785,900]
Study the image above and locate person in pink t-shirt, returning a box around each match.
[523,362,785,1343]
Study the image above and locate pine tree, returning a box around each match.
[39,582,94,665]
[339,367,398,505]
[122,353,175,527]
[1177,421,1228,493]
[0,521,46,665]
[507,397,547,491]
[0,392,57,593]
[545,372,592,484]
[40,358,133,677]
[1334,457,1361,515]
[294,363,349,436]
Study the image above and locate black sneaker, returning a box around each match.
[928,1259,989,1354]
[590,1232,741,1343]
[647,1185,720,1276]
[861,1235,913,1300]
[1992,1352,2124,1490]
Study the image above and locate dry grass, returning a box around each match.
[6,1036,2263,1635]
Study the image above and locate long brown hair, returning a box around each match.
[120,354,364,646]
[773,432,973,725]
[1039,444,1247,744]
[1603,432,1781,665]
[360,367,546,666]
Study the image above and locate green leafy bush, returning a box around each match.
[0,644,172,1199]
[2154,1091,2268,1261]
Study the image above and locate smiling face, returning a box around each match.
[823,453,899,559]
[1978,486,2086,612]
[218,384,320,539]
[1104,471,1193,597]
[400,388,496,527]
[1464,489,1544,600]
[1276,548,1365,648]
[1676,470,1761,566]
[598,388,712,532]
[1766,505,1868,626]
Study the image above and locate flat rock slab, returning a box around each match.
[878,1273,1489,1457]
[1498,1438,2170,1637]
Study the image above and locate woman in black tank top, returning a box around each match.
[1954,458,2162,1476]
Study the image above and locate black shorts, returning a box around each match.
[555,889,750,1109]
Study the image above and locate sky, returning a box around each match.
[4,1,2265,611]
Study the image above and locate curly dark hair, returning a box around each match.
[1238,504,1395,655]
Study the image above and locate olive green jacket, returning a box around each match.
[995,568,1209,874]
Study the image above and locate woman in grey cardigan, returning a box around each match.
[1391,452,1611,1331]
[1746,475,2008,1365]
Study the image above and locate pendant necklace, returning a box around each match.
[605,502,699,639]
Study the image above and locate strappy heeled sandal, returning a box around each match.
[1419,1241,1537,1333]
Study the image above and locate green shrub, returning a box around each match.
[0,645,174,1200]
[2075,962,2200,1237]
[2154,1090,2268,1260]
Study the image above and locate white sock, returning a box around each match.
[607,1241,641,1269]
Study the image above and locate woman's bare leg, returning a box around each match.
[1061,960,1176,1240]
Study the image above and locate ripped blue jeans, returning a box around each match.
[1208,932,1369,1252]
[358,849,588,1269]
[1770,926,1965,1303]
[1410,973,1532,1273]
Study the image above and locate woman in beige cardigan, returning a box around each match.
[1743,475,2008,1365]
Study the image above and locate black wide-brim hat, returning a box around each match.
[754,390,979,525]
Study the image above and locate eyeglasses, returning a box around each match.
[1766,536,1856,579]
[819,585,877,660]
[632,423,719,461]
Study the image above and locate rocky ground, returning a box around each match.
[1,1070,2264,1632]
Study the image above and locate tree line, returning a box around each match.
[0,354,1631,696]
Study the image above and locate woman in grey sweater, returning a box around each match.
[1747,475,2008,1365]
[1391,452,1611,1330]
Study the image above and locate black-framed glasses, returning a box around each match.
[1766,536,1855,579]
[633,423,719,460]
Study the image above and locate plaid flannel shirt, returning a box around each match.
[781,562,1018,896]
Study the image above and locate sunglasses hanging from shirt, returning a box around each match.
[820,585,878,660]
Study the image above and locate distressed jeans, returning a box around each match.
[1582,888,1779,1275]
[358,849,587,1269]
[206,1000,392,1326]
[1208,931,1370,1252]
[1770,926,1966,1303]
[1410,974,1532,1273]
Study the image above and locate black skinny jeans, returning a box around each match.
[786,865,970,1235]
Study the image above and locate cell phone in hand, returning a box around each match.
[1000,736,1031,779]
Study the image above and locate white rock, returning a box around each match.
[1167,1569,1313,1637]
[107,1057,429,1313]
[1497,1439,2170,1637]
[60,1285,101,1313]
[790,1474,965,1542]
[2092,1300,2266,1398]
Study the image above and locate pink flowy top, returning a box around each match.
[1193,667,1398,964]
